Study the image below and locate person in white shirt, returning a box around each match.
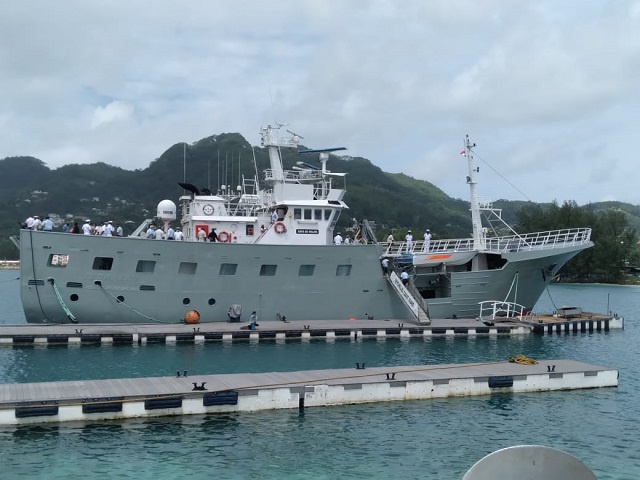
[82,220,92,235]
[25,216,34,229]
[116,225,123,237]
[401,270,410,285]
[155,227,165,240]
[405,230,413,253]
[33,216,43,230]
[334,232,343,245]
[423,229,431,252]
[197,227,206,241]
[174,228,184,241]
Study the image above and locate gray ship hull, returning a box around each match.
[20,229,590,324]
[20,230,410,324]
[421,246,588,319]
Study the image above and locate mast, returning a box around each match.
[465,135,485,251]
[260,124,302,182]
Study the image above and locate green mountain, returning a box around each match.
[0,132,638,267]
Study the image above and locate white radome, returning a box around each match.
[156,200,177,221]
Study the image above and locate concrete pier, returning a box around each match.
[0,359,618,425]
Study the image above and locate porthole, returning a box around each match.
[116,296,125,303]
[208,298,216,306]
[183,298,191,305]
[70,294,79,302]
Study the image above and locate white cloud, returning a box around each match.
[0,0,639,205]
[90,101,134,129]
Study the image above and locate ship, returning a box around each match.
[17,126,592,324]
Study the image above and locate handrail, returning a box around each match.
[478,300,526,323]
[383,227,592,257]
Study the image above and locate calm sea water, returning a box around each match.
[0,270,639,479]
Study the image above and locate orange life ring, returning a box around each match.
[218,231,231,243]
[274,222,287,234]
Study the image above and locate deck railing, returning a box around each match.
[384,227,592,257]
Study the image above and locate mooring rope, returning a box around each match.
[96,282,180,324]
[49,280,77,323]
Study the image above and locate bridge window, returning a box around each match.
[324,209,332,220]
[220,263,237,276]
[93,257,114,270]
[299,265,315,276]
[336,264,352,276]
[304,209,312,220]
[136,260,156,273]
[260,264,277,276]
[294,208,302,219]
[179,262,197,274]
[314,209,322,220]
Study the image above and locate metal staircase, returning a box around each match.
[386,271,431,325]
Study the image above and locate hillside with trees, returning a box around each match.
[1,131,638,283]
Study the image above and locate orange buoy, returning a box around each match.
[184,310,201,324]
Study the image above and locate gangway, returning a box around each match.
[387,271,430,325]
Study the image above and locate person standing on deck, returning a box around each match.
[155,226,164,240]
[208,228,218,242]
[42,216,54,231]
[25,215,34,229]
[166,225,175,240]
[381,257,390,276]
[423,229,431,252]
[174,228,184,241]
[401,269,410,285]
[197,227,206,241]
[386,233,394,243]
[334,232,343,245]
[116,224,123,237]
[405,230,414,253]
[82,219,92,235]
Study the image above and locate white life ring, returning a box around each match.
[218,231,231,243]
[274,222,287,234]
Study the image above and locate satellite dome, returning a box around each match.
[157,200,177,221]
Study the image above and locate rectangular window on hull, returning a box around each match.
[299,265,315,276]
[93,257,113,270]
[136,260,156,273]
[260,264,277,276]
[220,263,237,276]
[179,262,197,274]
[336,264,352,276]
[48,254,69,267]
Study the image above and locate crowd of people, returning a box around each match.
[144,224,183,240]
[23,215,125,236]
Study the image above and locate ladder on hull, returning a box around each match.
[387,272,431,325]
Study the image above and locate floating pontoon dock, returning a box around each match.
[0,359,617,425]
[0,318,531,346]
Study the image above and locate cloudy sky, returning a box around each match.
[2,1,639,205]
